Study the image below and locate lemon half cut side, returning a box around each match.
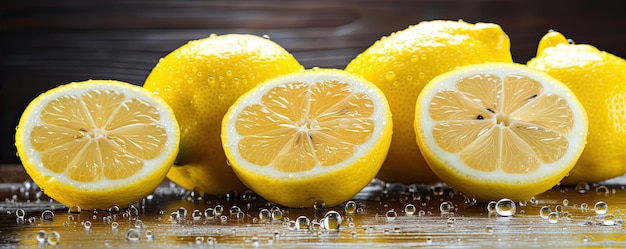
[222,69,392,208]
[414,63,588,202]
[15,80,180,210]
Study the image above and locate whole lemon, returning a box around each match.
[345,20,513,184]
[143,34,304,195]
[528,30,626,185]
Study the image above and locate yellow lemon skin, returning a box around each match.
[144,34,304,195]
[345,20,513,184]
[528,31,626,185]
[221,69,393,208]
[15,80,179,210]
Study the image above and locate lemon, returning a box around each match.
[221,68,392,208]
[528,30,626,184]
[414,63,588,202]
[14,80,180,210]
[345,20,513,184]
[143,34,304,195]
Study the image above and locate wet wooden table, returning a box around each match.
[2,164,626,247]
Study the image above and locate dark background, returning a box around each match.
[1,0,625,164]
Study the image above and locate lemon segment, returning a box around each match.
[15,80,180,210]
[143,34,304,194]
[345,20,513,184]
[415,63,588,202]
[528,30,626,184]
[222,69,392,208]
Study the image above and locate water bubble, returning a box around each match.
[36,230,47,243]
[68,205,82,214]
[529,196,538,206]
[439,201,453,214]
[220,215,228,223]
[104,239,111,247]
[214,205,224,216]
[562,199,569,206]
[321,211,342,231]
[145,230,154,240]
[596,185,610,195]
[602,214,616,226]
[271,209,283,221]
[207,237,217,245]
[575,182,590,193]
[418,210,426,216]
[111,222,119,230]
[259,209,271,222]
[126,229,141,241]
[385,209,397,221]
[345,201,357,214]
[83,221,92,229]
[385,71,396,82]
[108,206,120,214]
[540,206,551,218]
[47,231,60,245]
[134,219,143,228]
[485,225,494,234]
[487,201,497,213]
[580,203,589,212]
[205,208,215,220]
[207,76,216,86]
[555,205,563,214]
[229,206,241,217]
[548,212,559,223]
[192,209,202,220]
[314,200,326,210]
[404,204,416,215]
[594,201,609,215]
[295,215,310,231]
[128,205,139,216]
[15,209,25,219]
[287,220,297,231]
[495,198,516,216]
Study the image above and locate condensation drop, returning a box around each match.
[47,231,60,245]
[548,212,559,224]
[126,229,141,241]
[36,230,47,243]
[345,201,357,214]
[404,204,416,215]
[594,201,608,215]
[495,198,516,216]
[321,211,342,231]
[386,209,397,221]
[487,201,497,213]
[540,206,551,218]
[602,214,616,226]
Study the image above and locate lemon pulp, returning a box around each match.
[16,80,179,210]
[222,69,392,207]
[415,63,587,201]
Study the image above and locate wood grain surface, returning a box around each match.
[1,0,625,163]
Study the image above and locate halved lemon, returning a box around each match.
[414,63,588,202]
[15,80,180,210]
[221,68,392,208]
